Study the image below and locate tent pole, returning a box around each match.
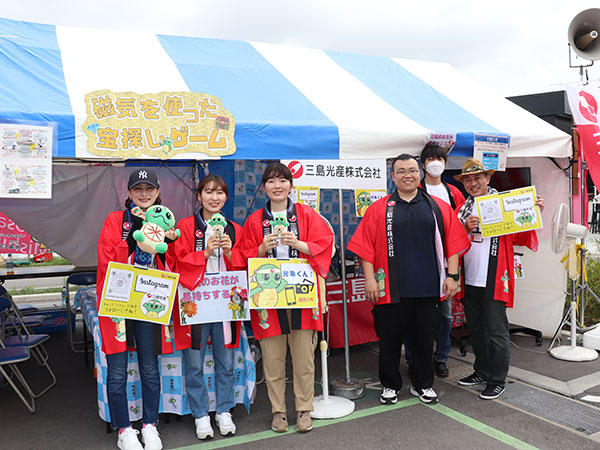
[329,188,365,399]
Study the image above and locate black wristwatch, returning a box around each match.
[447,273,460,281]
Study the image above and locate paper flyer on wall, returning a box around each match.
[354,189,387,217]
[178,271,249,325]
[473,133,510,172]
[99,261,179,325]
[0,119,56,199]
[475,186,542,238]
[290,186,320,211]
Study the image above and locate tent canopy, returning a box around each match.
[0,17,571,160]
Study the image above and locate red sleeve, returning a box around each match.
[96,211,132,308]
[449,184,465,208]
[168,216,208,290]
[438,199,471,258]
[227,221,246,271]
[238,209,264,264]
[298,204,334,278]
[347,197,385,264]
[512,229,538,252]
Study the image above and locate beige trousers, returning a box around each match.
[260,311,318,413]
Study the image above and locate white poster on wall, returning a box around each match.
[281,159,387,190]
[0,120,56,199]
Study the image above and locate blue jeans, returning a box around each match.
[106,321,160,429]
[405,298,452,364]
[182,322,235,418]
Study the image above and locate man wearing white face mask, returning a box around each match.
[404,144,465,378]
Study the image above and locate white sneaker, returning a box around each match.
[117,427,143,450]
[410,386,438,404]
[215,411,237,436]
[379,387,399,404]
[141,424,163,450]
[195,416,214,440]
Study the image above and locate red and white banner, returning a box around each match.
[0,211,51,255]
[566,84,600,197]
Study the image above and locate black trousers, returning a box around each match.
[372,298,439,391]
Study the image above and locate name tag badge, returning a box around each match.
[471,231,483,243]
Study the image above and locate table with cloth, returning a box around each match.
[77,287,256,423]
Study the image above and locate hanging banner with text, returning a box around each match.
[0,211,51,255]
[82,90,236,159]
[475,186,543,238]
[290,186,320,211]
[1,119,56,199]
[178,271,249,325]
[248,258,318,309]
[99,261,179,325]
[566,84,600,191]
[282,159,387,190]
[473,133,510,172]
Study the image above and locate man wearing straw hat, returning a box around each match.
[454,158,544,400]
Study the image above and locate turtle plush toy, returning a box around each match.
[207,213,227,237]
[270,214,289,236]
[133,205,181,254]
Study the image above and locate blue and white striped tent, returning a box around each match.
[0,17,570,160]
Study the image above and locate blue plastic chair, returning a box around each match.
[65,272,96,353]
[0,344,35,413]
[0,296,56,397]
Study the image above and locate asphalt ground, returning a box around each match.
[2,330,600,450]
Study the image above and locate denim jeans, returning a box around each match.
[433,297,453,363]
[404,298,451,364]
[182,322,235,418]
[106,321,160,429]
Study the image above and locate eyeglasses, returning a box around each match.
[394,168,419,176]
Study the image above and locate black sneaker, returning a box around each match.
[458,373,486,386]
[379,387,399,404]
[433,361,449,377]
[409,386,438,404]
[480,384,505,400]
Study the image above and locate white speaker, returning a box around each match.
[568,8,600,60]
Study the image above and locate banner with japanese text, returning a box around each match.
[475,186,542,238]
[566,84,600,192]
[99,261,179,325]
[0,211,51,255]
[82,90,236,159]
[282,159,387,190]
[178,271,249,325]
[248,258,318,309]
[290,186,320,211]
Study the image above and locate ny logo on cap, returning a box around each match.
[138,170,148,179]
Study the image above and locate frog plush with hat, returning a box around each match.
[133,205,180,254]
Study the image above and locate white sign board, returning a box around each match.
[0,120,55,199]
[473,134,510,172]
[281,159,387,190]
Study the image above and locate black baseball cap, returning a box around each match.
[128,169,160,189]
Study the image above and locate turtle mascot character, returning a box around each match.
[249,263,288,308]
[356,191,373,216]
[207,213,227,237]
[132,205,180,254]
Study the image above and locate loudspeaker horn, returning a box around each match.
[569,8,600,60]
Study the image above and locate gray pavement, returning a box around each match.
[3,329,600,450]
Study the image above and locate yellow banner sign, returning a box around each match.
[475,186,543,238]
[82,90,236,159]
[248,258,317,309]
[354,189,387,217]
[99,261,180,325]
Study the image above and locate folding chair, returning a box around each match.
[0,343,35,413]
[0,296,56,397]
[65,272,96,353]
[0,284,45,332]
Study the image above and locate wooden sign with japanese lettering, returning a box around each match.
[82,90,236,159]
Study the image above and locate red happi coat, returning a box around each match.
[347,192,471,305]
[476,231,538,308]
[96,210,175,356]
[168,214,244,350]
[240,202,334,340]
